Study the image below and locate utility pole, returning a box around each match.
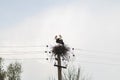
[46,35,74,80]
[54,52,67,80]
[53,35,67,80]
[57,54,62,80]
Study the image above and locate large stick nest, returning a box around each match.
[52,45,70,57]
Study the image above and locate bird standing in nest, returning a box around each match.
[55,35,64,45]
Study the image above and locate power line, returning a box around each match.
[74,53,120,61]
[73,48,120,56]
[0,53,43,55]
[0,51,44,53]
[4,58,48,60]
[0,45,120,55]
[0,45,46,48]
[0,51,119,64]
[3,57,120,66]
[1,52,120,66]
[76,60,120,66]
[0,47,119,66]
[0,51,45,55]
[0,50,119,61]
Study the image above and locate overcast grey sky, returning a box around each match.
[0,0,120,80]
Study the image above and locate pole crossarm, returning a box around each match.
[54,64,67,69]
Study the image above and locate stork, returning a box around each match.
[55,35,64,45]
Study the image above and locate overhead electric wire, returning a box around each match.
[2,57,120,66]
[0,46,120,66]
[0,51,45,55]
[0,45,46,48]
[0,45,119,55]
[76,60,120,66]
[74,52,120,61]
[73,48,120,56]
[0,51,119,63]
[0,50,119,61]
[0,51,44,53]
[0,53,43,55]
[4,58,48,60]
[1,54,120,66]
[0,45,119,56]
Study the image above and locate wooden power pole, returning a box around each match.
[50,35,71,80]
[53,35,66,80]
[54,52,67,80]
[57,54,62,80]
